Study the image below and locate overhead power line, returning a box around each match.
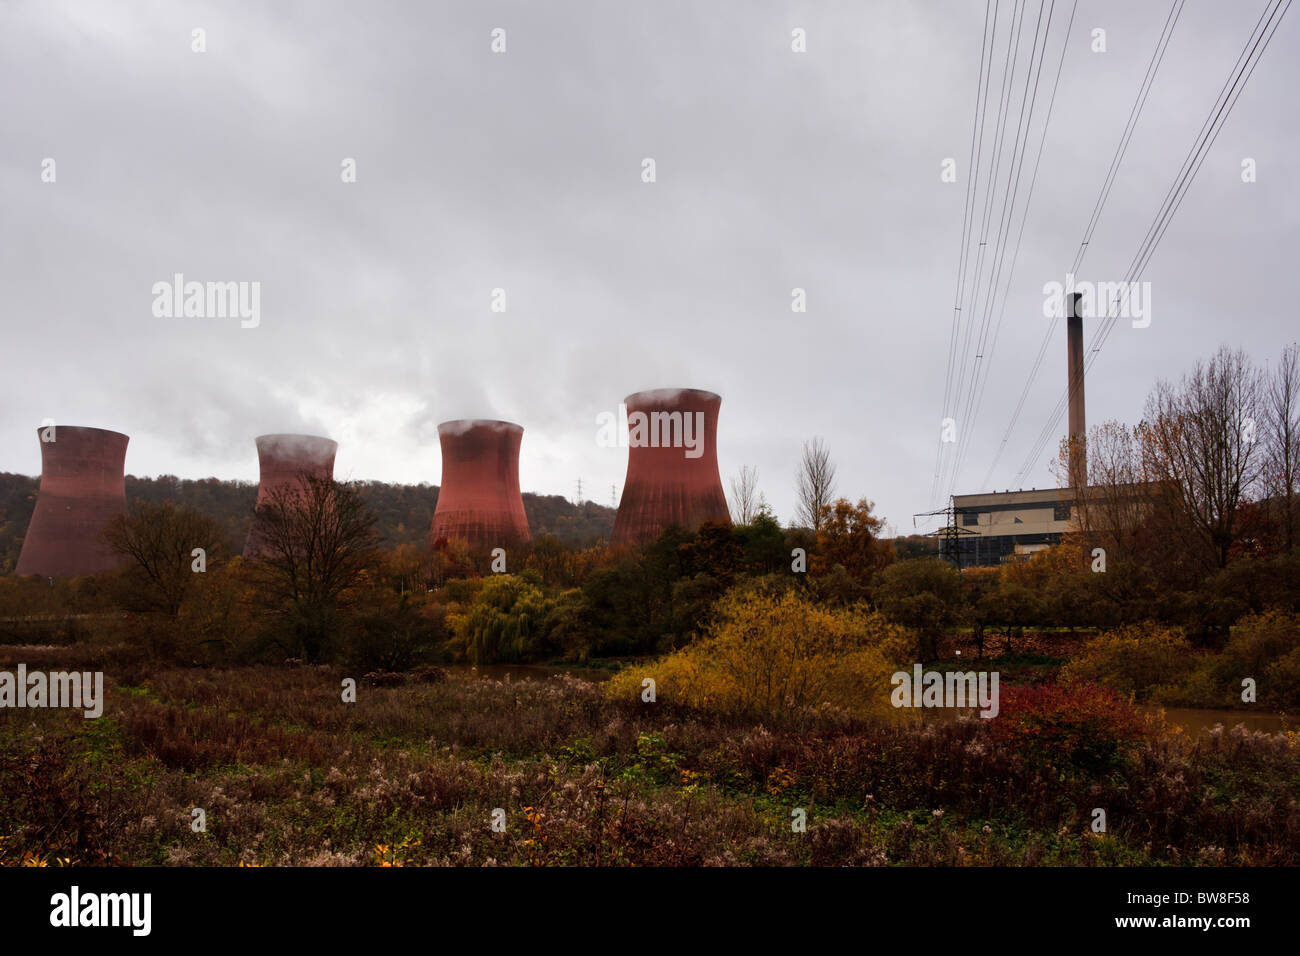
[946,0,1068,502]
[978,0,1184,491]
[932,0,998,505]
[935,0,1059,506]
[1012,0,1293,483]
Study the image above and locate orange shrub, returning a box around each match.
[991,681,1147,771]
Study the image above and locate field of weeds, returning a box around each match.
[1,645,1298,867]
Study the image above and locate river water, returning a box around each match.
[1139,706,1291,736]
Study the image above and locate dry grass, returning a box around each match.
[2,644,1298,867]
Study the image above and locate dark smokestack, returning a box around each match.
[1067,292,1086,488]
[15,425,129,577]
[429,420,531,552]
[243,433,338,559]
[611,388,730,546]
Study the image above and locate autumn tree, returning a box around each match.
[814,497,894,582]
[379,542,425,595]
[1140,346,1264,572]
[963,567,999,659]
[102,501,231,616]
[872,557,965,660]
[249,473,380,662]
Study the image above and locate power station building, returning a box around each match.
[950,487,1077,566]
[15,425,130,577]
[429,420,531,552]
[243,433,338,559]
[612,388,730,546]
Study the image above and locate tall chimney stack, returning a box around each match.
[1067,291,1086,488]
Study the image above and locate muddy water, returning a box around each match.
[1139,706,1292,736]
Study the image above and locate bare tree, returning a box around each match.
[1059,421,1153,566]
[1263,342,1300,552]
[728,464,760,525]
[795,437,837,530]
[250,473,379,662]
[1141,346,1263,571]
[102,501,229,616]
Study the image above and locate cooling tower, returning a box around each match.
[429,420,531,552]
[243,433,338,559]
[15,426,129,577]
[611,388,730,546]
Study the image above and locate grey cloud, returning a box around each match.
[2,0,1296,529]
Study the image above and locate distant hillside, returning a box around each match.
[0,472,615,573]
[0,474,39,575]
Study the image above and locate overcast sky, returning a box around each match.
[2,0,1296,534]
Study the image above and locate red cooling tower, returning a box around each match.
[611,388,730,546]
[429,420,531,552]
[243,434,338,558]
[15,426,129,577]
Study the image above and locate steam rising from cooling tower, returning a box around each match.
[429,420,531,552]
[243,433,339,559]
[15,426,129,577]
[611,388,730,546]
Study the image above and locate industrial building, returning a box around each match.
[612,388,730,546]
[243,433,338,559]
[15,425,130,577]
[950,487,1076,566]
[429,419,531,552]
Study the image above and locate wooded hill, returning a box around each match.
[0,472,615,573]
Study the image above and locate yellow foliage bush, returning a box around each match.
[1061,621,1197,701]
[606,590,912,726]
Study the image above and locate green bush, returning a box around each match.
[447,574,554,664]
[1142,611,1300,709]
